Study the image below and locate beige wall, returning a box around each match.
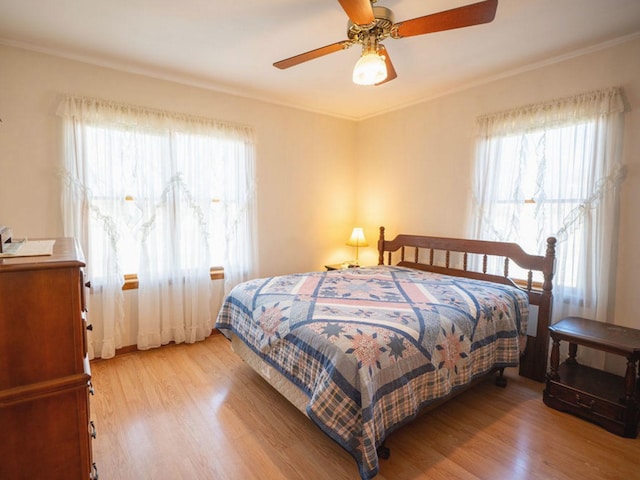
[0,45,357,277]
[1,37,639,348]
[355,37,640,338]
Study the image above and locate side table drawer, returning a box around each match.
[546,380,625,421]
[544,379,638,438]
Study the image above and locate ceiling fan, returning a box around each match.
[273,0,498,86]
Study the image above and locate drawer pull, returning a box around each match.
[86,323,94,331]
[89,421,97,439]
[575,394,595,410]
[91,462,99,480]
[85,281,92,289]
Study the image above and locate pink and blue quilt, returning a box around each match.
[216,266,528,479]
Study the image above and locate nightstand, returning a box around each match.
[325,263,359,271]
[543,316,640,438]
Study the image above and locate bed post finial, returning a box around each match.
[546,236,557,257]
[378,226,385,265]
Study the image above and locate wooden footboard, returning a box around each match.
[377,226,556,382]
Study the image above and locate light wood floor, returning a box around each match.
[90,334,638,480]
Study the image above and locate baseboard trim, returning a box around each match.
[90,330,224,363]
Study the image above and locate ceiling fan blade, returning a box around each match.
[337,0,375,25]
[376,45,397,86]
[394,0,498,38]
[273,41,351,69]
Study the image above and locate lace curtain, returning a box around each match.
[58,96,257,359]
[470,88,626,363]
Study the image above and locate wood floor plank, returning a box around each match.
[90,335,639,480]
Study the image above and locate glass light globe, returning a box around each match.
[352,52,387,86]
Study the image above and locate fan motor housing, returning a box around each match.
[347,6,395,42]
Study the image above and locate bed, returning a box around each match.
[215,227,556,479]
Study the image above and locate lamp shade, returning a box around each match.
[346,227,368,247]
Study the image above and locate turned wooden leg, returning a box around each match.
[377,441,390,460]
[549,336,560,381]
[623,356,637,404]
[495,367,507,388]
[566,342,578,365]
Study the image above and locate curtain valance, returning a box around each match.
[476,87,625,137]
[57,95,255,142]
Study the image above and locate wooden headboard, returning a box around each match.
[377,226,556,382]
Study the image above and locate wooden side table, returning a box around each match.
[325,263,359,271]
[543,316,640,438]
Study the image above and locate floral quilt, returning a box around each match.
[215,266,528,479]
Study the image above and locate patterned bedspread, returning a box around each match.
[215,266,528,479]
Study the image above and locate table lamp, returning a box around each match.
[346,227,368,266]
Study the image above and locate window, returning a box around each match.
[58,96,257,358]
[83,124,233,279]
[474,122,597,287]
[470,88,625,327]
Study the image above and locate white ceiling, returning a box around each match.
[1,0,639,120]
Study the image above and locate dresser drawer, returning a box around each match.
[0,382,93,479]
[0,266,86,389]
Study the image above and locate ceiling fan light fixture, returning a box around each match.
[275,0,500,85]
[352,34,387,86]
[352,51,387,85]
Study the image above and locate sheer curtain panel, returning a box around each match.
[58,96,257,358]
[470,88,626,367]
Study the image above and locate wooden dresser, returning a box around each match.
[0,238,97,479]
